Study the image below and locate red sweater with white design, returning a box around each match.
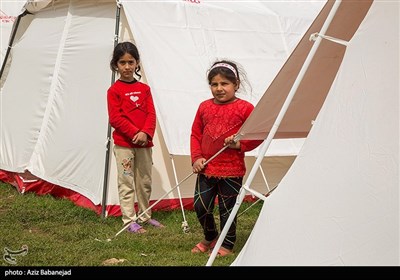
[191,98,262,177]
[107,80,156,148]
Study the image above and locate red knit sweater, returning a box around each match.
[107,80,156,148]
[191,98,262,177]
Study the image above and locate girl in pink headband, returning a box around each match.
[190,60,262,256]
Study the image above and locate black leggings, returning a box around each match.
[193,174,242,250]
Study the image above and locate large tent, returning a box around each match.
[0,0,324,216]
[231,0,399,266]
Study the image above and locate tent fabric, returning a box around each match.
[1,0,115,206]
[121,0,324,155]
[232,0,399,266]
[237,0,374,141]
[0,0,324,214]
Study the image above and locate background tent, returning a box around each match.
[0,1,25,65]
[0,0,26,83]
[0,0,324,216]
[232,0,399,266]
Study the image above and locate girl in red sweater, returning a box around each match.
[190,60,262,256]
[107,42,163,233]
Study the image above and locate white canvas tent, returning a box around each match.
[231,0,399,266]
[0,0,325,217]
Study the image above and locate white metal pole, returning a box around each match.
[170,154,190,233]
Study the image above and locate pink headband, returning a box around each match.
[209,63,238,78]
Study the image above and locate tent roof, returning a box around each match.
[238,0,374,140]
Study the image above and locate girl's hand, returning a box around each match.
[132,131,148,146]
[192,158,206,173]
[224,134,240,149]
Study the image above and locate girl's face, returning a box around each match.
[117,53,138,82]
[209,74,239,104]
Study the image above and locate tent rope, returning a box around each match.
[310,32,349,46]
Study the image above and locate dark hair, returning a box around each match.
[207,60,239,86]
[110,41,142,80]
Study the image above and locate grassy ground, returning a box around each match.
[0,181,263,267]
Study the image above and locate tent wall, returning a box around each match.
[1,0,115,207]
[232,0,399,266]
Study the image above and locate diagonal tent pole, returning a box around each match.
[206,0,343,266]
[235,159,272,217]
[96,144,230,242]
[101,0,121,218]
[105,170,195,241]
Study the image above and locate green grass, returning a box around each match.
[0,181,263,267]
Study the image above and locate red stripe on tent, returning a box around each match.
[1,169,260,216]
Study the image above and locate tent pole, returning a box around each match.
[0,11,27,79]
[206,0,343,266]
[258,162,271,193]
[233,158,270,217]
[170,155,190,233]
[101,1,121,218]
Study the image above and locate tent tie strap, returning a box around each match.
[309,32,349,46]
